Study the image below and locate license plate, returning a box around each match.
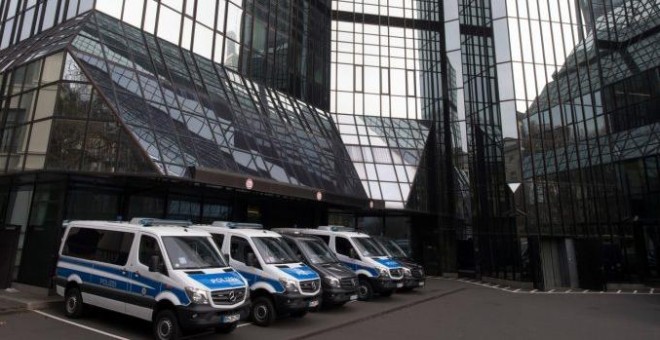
[309,299,319,308]
[396,283,403,288]
[419,282,425,287]
[349,294,358,301]
[222,313,240,323]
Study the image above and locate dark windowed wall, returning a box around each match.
[455,0,526,283]
[449,0,660,289]
[240,0,331,110]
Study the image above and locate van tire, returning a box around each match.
[64,287,85,318]
[357,278,373,301]
[251,296,276,327]
[153,309,182,340]
[215,322,238,334]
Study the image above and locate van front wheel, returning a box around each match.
[153,309,182,340]
[357,278,373,301]
[251,296,276,327]
[64,287,84,318]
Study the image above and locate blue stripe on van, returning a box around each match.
[188,272,246,290]
[373,257,402,269]
[341,261,379,277]
[279,266,319,280]
[56,257,190,305]
[237,271,285,293]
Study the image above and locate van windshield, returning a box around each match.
[377,238,408,258]
[253,237,298,264]
[162,236,227,269]
[298,239,339,264]
[352,237,387,257]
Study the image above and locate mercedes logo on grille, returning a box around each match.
[311,281,317,290]
[351,278,357,286]
[228,291,236,302]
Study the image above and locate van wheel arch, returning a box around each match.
[153,308,181,340]
[250,293,276,327]
[153,300,176,321]
[357,275,374,301]
[64,284,85,318]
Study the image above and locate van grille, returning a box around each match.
[389,268,403,278]
[340,277,357,289]
[211,288,245,305]
[300,279,320,293]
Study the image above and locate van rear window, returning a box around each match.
[62,227,134,266]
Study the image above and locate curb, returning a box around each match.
[0,295,60,314]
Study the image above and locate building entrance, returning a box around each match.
[0,225,20,288]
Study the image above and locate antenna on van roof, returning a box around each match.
[130,218,192,227]
[212,221,263,229]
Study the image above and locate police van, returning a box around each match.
[277,226,404,300]
[372,236,425,290]
[190,222,321,326]
[55,219,250,340]
[273,229,359,307]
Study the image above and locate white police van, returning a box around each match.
[278,226,404,300]
[190,222,321,326]
[55,219,250,340]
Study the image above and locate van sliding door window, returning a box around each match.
[62,227,134,266]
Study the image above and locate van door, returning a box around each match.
[126,234,166,321]
[334,237,363,272]
[229,236,258,286]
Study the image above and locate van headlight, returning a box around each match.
[185,287,209,304]
[279,278,299,293]
[403,268,412,277]
[378,268,389,278]
[325,277,340,288]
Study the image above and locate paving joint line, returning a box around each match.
[288,287,466,340]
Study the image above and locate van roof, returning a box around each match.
[275,227,369,238]
[67,220,212,237]
[191,224,281,238]
[277,232,323,242]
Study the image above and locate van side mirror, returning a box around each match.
[246,252,259,268]
[349,248,359,259]
[148,255,164,273]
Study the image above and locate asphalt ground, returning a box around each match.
[1,279,658,340]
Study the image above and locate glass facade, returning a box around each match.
[334,113,430,209]
[0,7,364,198]
[330,0,459,214]
[0,0,657,290]
[93,0,331,109]
[0,4,366,288]
[447,0,660,289]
